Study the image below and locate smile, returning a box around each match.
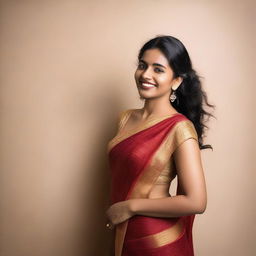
[140,82,157,89]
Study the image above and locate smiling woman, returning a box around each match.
[134,48,183,99]
[106,35,215,256]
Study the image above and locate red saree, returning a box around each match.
[107,109,199,256]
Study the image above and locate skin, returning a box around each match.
[105,48,207,231]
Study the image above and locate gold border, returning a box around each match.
[144,218,185,248]
[117,109,134,132]
[124,218,185,249]
[107,111,181,154]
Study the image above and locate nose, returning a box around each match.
[141,66,152,80]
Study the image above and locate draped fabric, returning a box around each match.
[107,109,199,256]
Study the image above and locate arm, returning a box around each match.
[129,138,207,217]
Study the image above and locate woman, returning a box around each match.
[105,35,214,256]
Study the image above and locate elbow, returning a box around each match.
[191,197,207,214]
[196,204,206,214]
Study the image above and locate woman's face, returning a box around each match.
[134,48,178,100]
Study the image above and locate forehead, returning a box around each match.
[140,48,169,67]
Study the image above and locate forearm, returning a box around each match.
[129,195,206,218]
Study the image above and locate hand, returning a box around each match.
[105,200,135,227]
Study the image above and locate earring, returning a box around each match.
[170,89,177,102]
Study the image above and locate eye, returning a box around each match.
[137,63,145,69]
[155,67,164,73]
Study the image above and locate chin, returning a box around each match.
[138,93,155,100]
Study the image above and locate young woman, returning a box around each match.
[105,35,214,256]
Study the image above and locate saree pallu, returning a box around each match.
[107,109,198,256]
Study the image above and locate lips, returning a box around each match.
[139,81,157,91]
[139,81,157,89]
[139,80,156,86]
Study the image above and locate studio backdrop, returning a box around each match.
[0,0,255,255]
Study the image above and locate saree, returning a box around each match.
[107,109,199,256]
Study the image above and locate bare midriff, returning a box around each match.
[148,183,172,199]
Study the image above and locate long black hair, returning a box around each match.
[137,35,215,150]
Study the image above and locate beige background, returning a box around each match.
[0,0,255,255]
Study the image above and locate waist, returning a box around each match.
[148,183,171,199]
[125,215,181,239]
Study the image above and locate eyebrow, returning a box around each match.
[139,59,166,69]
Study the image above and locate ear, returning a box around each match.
[171,77,183,90]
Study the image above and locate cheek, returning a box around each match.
[157,75,171,85]
[134,70,140,80]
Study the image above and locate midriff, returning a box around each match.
[148,183,172,199]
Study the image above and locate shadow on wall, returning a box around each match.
[79,92,125,256]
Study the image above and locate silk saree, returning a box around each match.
[107,109,199,256]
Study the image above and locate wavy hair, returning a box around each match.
[137,35,215,150]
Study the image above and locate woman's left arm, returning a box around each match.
[106,138,207,225]
[130,138,207,218]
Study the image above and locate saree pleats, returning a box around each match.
[107,109,199,256]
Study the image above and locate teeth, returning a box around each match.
[141,82,156,87]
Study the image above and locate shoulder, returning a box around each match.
[172,117,199,149]
[117,108,136,121]
[116,108,137,131]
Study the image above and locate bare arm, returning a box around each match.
[129,138,207,217]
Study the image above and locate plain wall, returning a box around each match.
[0,0,255,255]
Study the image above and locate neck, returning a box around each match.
[141,97,177,119]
